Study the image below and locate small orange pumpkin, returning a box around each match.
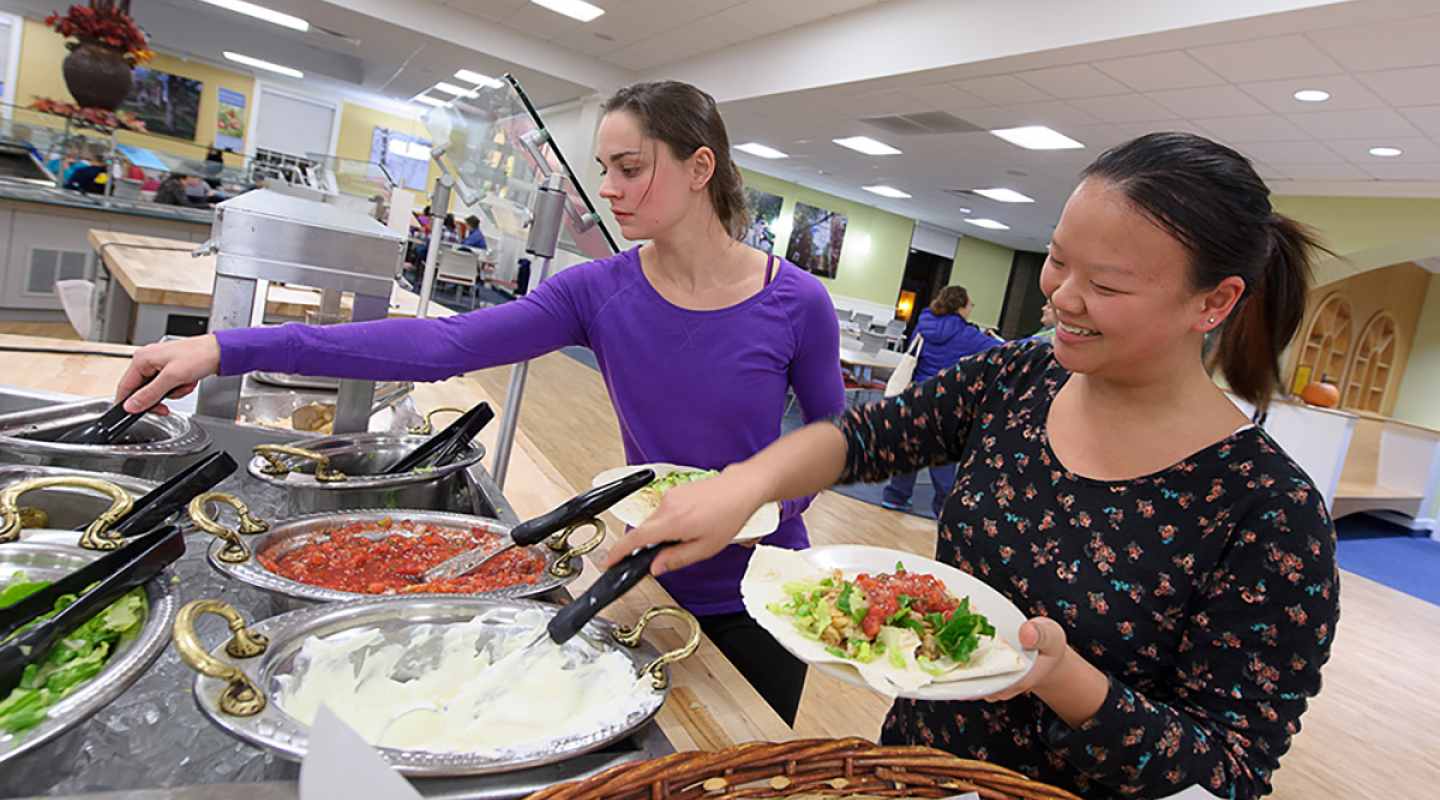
[1301,379,1339,408]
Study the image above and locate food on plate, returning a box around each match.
[636,469,718,514]
[742,546,1025,694]
[593,463,780,540]
[0,571,147,736]
[257,518,547,595]
[274,608,651,753]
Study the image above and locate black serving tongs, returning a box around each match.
[89,452,237,540]
[421,467,656,582]
[55,384,157,446]
[0,524,185,696]
[383,402,495,475]
[547,543,665,645]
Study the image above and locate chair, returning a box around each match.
[858,330,886,354]
[851,312,874,331]
[882,319,907,350]
[435,247,480,309]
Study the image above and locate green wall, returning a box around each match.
[1391,277,1440,429]
[951,235,1014,329]
[742,168,915,307]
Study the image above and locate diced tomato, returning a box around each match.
[855,569,959,638]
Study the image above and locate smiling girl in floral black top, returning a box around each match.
[614,132,1340,800]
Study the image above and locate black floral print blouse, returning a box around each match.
[833,340,1338,800]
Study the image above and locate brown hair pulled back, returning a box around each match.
[1081,132,1327,412]
[602,81,750,240]
[930,286,970,317]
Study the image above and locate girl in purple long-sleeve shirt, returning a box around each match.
[117,81,846,724]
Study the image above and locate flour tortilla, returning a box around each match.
[741,545,1028,697]
[592,463,781,542]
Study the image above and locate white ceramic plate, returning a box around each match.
[591,463,780,542]
[741,544,1035,699]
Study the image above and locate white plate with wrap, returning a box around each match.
[741,544,1034,699]
[591,463,780,542]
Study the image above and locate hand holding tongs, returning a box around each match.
[421,467,656,583]
[383,402,495,475]
[0,525,185,696]
[56,382,159,446]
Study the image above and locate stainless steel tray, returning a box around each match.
[180,596,691,776]
[0,539,181,766]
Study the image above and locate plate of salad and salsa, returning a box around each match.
[591,463,780,541]
[741,544,1034,699]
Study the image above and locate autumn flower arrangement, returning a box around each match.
[28,97,147,132]
[46,0,154,64]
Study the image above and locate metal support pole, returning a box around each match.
[415,175,453,321]
[490,171,567,489]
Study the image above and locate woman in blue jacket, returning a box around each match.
[881,285,999,515]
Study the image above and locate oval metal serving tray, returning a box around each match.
[0,538,181,765]
[207,508,586,604]
[188,595,669,775]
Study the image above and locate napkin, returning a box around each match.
[300,703,423,800]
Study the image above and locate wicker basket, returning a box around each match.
[524,738,1081,800]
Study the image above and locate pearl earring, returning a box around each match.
[1208,317,1216,324]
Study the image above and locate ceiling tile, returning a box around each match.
[1093,51,1227,92]
[1014,64,1131,99]
[1238,74,1388,115]
[948,105,1026,130]
[443,0,528,24]
[716,0,797,36]
[1287,108,1423,139]
[499,2,584,40]
[1274,162,1372,180]
[1252,162,1289,181]
[898,83,991,112]
[1307,14,1440,72]
[1001,100,1102,128]
[1325,136,1440,163]
[951,75,1053,105]
[1399,106,1440,137]
[1359,161,1440,181]
[1187,34,1345,82]
[601,45,670,72]
[810,0,882,13]
[1356,67,1440,108]
[761,0,833,27]
[1193,115,1311,144]
[1236,140,1345,165]
[1068,94,1180,124]
[856,89,929,115]
[1148,85,1271,119]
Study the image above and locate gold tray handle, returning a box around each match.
[0,476,133,549]
[613,606,701,690]
[547,519,606,578]
[188,492,269,564]
[252,444,347,483]
[172,599,268,717]
[409,406,466,435]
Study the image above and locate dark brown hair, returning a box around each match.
[1081,132,1327,412]
[930,286,971,317]
[602,81,749,240]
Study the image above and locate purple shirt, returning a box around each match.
[216,247,846,613]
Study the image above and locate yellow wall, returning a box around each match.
[1274,195,1440,285]
[335,102,434,206]
[15,17,253,167]
[950,235,1015,329]
[742,168,915,307]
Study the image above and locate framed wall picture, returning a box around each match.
[785,202,847,278]
[743,187,782,253]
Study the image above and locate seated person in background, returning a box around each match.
[152,173,188,206]
[1030,301,1058,340]
[184,173,222,207]
[459,215,488,251]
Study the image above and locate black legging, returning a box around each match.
[697,611,806,726]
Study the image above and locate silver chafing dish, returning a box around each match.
[0,466,156,533]
[0,398,210,482]
[244,432,484,517]
[187,499,602,608]
[172,595,698,775]
[0,531,181,766]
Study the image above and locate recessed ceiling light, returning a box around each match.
[1293,89,1330,103]
[735,142,789,159]
[531,0,604,22]
[1369,146,1403,157]
[964,218,1010,230]
[199,0,308,32]
[412,94,447,107]
[453,70,501,88]
[974,188,1034,203]
[863,185,911,199]
[432,82,471,96]
[989,125,1084,150]
[957,207,972,214]
[833,136,902,156]
[223,51,303,78]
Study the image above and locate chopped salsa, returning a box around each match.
[258,518,546,595]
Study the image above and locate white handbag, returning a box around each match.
[884,334,923,397]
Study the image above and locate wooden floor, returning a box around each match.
[8,321,1435,799]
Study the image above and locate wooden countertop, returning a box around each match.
[88,230,450,320]
[0,333,794,751]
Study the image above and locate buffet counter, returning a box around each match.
[0,335,793,799]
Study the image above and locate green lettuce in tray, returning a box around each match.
[0,570,147,736]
